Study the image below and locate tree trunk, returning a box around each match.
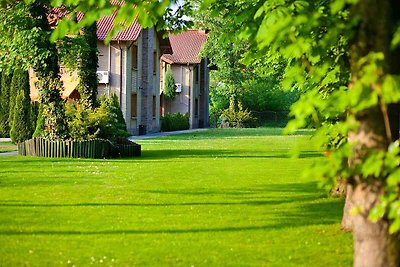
[348,0,400,266]
[28,1,67,140]
[331,177,347,197]
[352,183,400,267]
[341,183,353,231]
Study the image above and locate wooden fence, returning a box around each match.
[18,138,141,159]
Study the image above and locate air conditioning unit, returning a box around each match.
[175,83,182,93]
[97,71,110,84]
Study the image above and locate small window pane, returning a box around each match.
[131,93,137,117]
[132,45,138,69]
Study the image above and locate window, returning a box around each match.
[153,51,157,74]
[195,98,199,117]
[160,62,164,90]
[194,65,199,84]
[152,95,156,117]
[131,93,137,118]
[131,45,138,70]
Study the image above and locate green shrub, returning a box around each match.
[219,102,254,128]
[164,65,176,99]
[33,104,44,138]
[161,112,190,131]
[65,94,130,141]
[10,90,31,143]
[106,94,129,139]
[209,78,300,127]
[30,102,39,134]
[65,102,100,140]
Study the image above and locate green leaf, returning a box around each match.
[361,151,384,178]
[369,200,387,222]
[391,25,400,49]
[388,201,400,233]
[382,75,400,104]
[330,0,345,14]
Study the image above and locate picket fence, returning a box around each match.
[17,138,141,158]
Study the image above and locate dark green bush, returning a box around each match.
[0,72,12,137]
[10,90,31,143]
[9,69,30,130]
[30,102,39,134]
[161,112,190,131]
[33,104,44,138]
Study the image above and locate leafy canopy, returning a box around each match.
[202,0,400,233]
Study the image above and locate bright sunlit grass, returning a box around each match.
[0,128,352,266]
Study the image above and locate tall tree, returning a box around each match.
[10,90,31,143]
[28,1,67,140]
[346,1,400,265]
[0,1,67,140]
[77,23,98,109]
[199,0,400,265]
[8,69,30,132]
[0,72,12,137]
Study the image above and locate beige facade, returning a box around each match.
[161,60,210,129]
[29,27,166,135]
[160,30,210,129]
[96,28,163,135]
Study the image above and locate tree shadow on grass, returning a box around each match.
[0,197,315,208]
[0,200,343,236]
[137,182,324,196]
[0,147,322,163]
[133,149,322,160]
[156,128,314,141]
[0,182,345,236]
[0,182,322,207]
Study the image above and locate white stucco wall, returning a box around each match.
[166,64,201,129]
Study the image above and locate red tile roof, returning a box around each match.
[96,13,141,41]
[49,1,142,41]
[96,1,142,41]
[162,30,208,64]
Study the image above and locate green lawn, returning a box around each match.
[0,128,352,266]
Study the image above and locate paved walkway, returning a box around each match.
[0,151,17,157]
[128,128,208,141]
[0,138,17,157]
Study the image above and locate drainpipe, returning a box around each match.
[117,40,135,106]
[187,63,192,127]
[117,40,123,106]
[107,43,111,97]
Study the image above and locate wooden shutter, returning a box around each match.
[152,96,156,117]
[131,45,138,70]
[131,93,137,118]
[153,51,157,74]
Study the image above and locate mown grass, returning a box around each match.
[0,128,352,266]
